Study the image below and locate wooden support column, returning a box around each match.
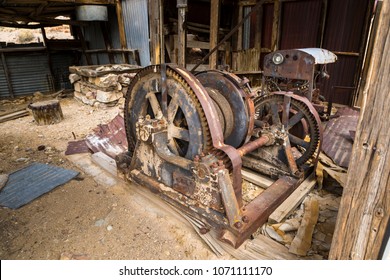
[100,22,115,64]
[254,4,263,50]
[75,26,93,65]
[271,0,280,51]
[237,5,243,51]
[209,0,220,69]
[177,0,187,67]
[40,27,55,91]
[149,0,164,64]
[116,0,129,64]
[329,0,390,260]
[0,45,14,98]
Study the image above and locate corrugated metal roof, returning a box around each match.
[322,107,360,168]
[122,0,150,66]
[0,163,79,209]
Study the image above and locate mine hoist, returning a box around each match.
[116,48,336,248]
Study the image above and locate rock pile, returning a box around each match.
[69,64,141,108]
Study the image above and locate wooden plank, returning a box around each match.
[241,168,274,189]
[289,197,319,256]
[177,4,187,67]
[209,0,220,69]
[149,0,162,64]
[329,0,390,260]
[271,0,280,51]
[269,172,316,223]
[0,46,14,98]
[91,152,117,176]
[115,0,129,64]
[0,110,29,123]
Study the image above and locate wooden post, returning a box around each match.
[100,22,115,64]
[116,0,129,64]
[177,0,187,67]
[237,5,243,51]
[254,4,263,51]
[149,0,164,64]
[0,45,14,98]
[75,26,93,65]
[329,0,390,260]
[271,0,280,51]
[40,27,55,91]
[209,0,220,69]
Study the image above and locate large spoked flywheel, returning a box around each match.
[124,65,211,160]
[254,94,320,166]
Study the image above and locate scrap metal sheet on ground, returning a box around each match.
[85,114,128,159]
[322,107,360,168]
[0,163,79,209]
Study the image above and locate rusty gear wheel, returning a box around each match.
[124,65,212,160]
[254,94,320,166]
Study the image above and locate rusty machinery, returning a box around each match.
[116,63,323,249]
[263,48,337,117]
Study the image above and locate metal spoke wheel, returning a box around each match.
[124,66,211,159]
[254,94,320,166]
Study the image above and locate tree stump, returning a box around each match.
[29,100,64,125]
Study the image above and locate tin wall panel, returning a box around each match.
[0,59,9,98]
[122,0,150,66]
[6,53,52,97]
[280,0,322,49]
[51,52,78,90]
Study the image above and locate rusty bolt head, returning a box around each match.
[199,228,210,235]
[242,216,249,223]
[234,222,243,229]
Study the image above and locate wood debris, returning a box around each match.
[289,197,319,256]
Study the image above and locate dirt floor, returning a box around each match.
[0,96,225,260]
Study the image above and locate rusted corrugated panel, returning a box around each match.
[280,0,322,49]
[122,0,150,66]
[85,114,128,158]
[322,107,360,168]
[320,0,371,105]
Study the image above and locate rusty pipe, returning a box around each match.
[237,135,270,157]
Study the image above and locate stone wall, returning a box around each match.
[69,64,141,108]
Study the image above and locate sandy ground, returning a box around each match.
[0,26,73,44]
[0,96,224,260]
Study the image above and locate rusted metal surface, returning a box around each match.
[238,135,270,157]
[235,176,300,248]
[195,70,254,148]
[86,114,127,159]
[65,140,91,155]
[322,107,360,168]
[121,63,321,249]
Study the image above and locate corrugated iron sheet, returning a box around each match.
[280,0,322,49]
[85,114,128,158]
[122,0,150,66]
[51,52,78,90]
[322,107,360,168]
[0,163,79,209]
[7,53,52,96]
[0,59,9,98]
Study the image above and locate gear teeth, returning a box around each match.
[254,94,320,166]
[124,65,213,158]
